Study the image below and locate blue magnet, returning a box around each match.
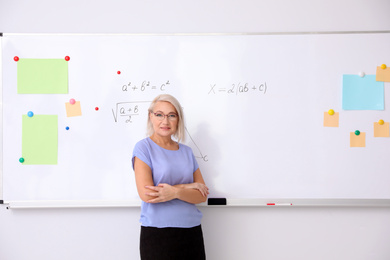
[65,126,70,130]
[27,111,34,117]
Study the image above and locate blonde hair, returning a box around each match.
[147,94,186,143]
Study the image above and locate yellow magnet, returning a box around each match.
[378,119,385,125]
[328,109,335,115]
[381,64,387,69]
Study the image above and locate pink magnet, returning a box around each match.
[69,98,76,104]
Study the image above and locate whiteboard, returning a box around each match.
[2,33,390,202]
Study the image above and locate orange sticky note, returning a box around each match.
[376,66,390,82]
[323,112,339,127]
[65,101,82,117]
[374,122,390,137]
[350,132,366,147]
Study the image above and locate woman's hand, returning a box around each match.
[184,183,209,197]
[145,184,178,203]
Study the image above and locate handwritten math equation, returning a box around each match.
[112,101,150,123]
[208,82,268,95]
[122,80,171,92]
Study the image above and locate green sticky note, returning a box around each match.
[22,115,58,165]
[17,59,68,94]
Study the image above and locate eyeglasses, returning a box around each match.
[151,112,178,121]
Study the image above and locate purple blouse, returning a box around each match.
[132,137,202,228]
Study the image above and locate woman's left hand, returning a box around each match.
[145,184,177,203]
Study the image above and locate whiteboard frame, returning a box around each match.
[2,31,390,208]
[2,30,390,36]
[4,198,390,209]
[0,34,3,205]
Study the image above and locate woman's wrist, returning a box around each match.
[173,184,187,189]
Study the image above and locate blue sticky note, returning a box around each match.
[342,75,384,110]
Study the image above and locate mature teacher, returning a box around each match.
[132,94,209,260]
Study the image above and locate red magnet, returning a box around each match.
[117,71,121,75]
[65,56,70,61]
[14,56,19,62]
[95,107,99,111]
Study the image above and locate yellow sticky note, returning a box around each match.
[65,101,82,117]
[323,112,339,127]
[350,132,366,147]
[374,122,390,137]
[376,66,390,82]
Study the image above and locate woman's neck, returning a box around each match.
[150,134,178,150]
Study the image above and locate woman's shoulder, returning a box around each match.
[134,137,151,150]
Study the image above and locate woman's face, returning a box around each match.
[150,101,178,138]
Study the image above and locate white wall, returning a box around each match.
[1,1,390,259]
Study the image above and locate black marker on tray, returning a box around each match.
[208,198,227,205]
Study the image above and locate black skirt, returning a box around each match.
[140,225,206,260]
